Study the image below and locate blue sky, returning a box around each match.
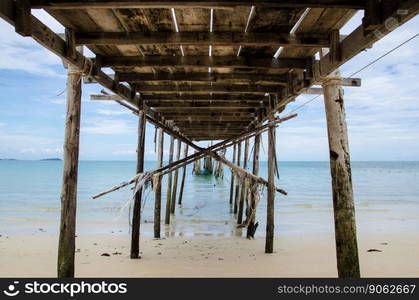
[0,11,418,161]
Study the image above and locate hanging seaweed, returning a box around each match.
[203,156,213,174]
[214,149,226,179]
[192,156,202,175]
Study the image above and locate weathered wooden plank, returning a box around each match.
[165,135,174,225]
[171,139,181,214]
[247,132,260,238]
[229,144,236,205]
[166,116,255,121]
[149,102,266,108]
[156,107,257,112]
[57,64,82,278]
[137,84,281,93]
[31,0,366,9]
[177,144,188,205]
[234,141,242,214]
[322,72,360,278]
[237,138,249,224]
[99,55,308,69]
[319,0,419,76]
[118,72,289,84]
[15,0,32,36]
[265,120,275,254]
[163,112,256,117]
[154,128,164,239]
[75,31,331,47]
[131,109,146,259]
[143,94,267,101]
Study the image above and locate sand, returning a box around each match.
[0,232,418,277]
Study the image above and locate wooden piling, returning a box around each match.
[233,141,242,214]
[265,121,275,253]
[247,133,260,238]
[229,144,237,205]
[131,109,146,259]
[322,73,360,278]
[57,64,82,278]
[165,135,175,225]
[178,144,189,205]
[154,128,164,239]
[237,138,249,224]
[171,139,181,214]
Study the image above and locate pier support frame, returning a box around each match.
[237,138,249,224]
[178,144,188,205]
[233,141,242,214]
[165,136,175,224]
[265,120,276,253]
[322,71,360,278]
[57,64,82,278]
[154,128,164,238]
[131,109,146,259]
[247,133,260,238]
[229,144,237,206]
[171,139,181,213]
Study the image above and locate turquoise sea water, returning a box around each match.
[0,161,418,237]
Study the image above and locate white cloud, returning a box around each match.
[82,118,135,135]
[96,109,131,116]
[112,149,136,155]
[0,10,65,76]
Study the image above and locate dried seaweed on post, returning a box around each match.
[204,156,213,174]
[193,156,202,175]
[214,149,226,179]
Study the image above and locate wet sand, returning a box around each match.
[0,232,418,277]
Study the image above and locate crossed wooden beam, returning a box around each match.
[92,97,297,199]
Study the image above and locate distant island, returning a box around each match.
[0,158,17,160]
[40,158,62,161]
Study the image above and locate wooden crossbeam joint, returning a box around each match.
[15,0,32,36]
[65,28,76,59]
[329,29,342,64]
[363,0,383,32]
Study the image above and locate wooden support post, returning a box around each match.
[233,141,242,214]
[65,27,76,59]
[154,128,164,238]
[131,109,146,259]
[229,144,237,205]
[171,139,181,213]
[237,138,249,224]
[57,64,82,278]
[15,0,32,36]
[247,133,260,238]
[178,144,188,205]
[265,121,275,254]
[165,135,175,225]
[322,71,360,278]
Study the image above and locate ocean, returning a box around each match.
[0,160,418,237]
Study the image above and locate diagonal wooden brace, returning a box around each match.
[92,113,297,199]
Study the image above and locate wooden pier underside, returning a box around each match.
[2,1,417,141]
[1,0,418,279]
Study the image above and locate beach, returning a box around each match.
[1,232,418,277]
[1,160,419,277]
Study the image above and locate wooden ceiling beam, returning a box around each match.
[30,1,366,9]
[167,116,255,121]
[118,72,288,84]
[99,55,307,70]
[137,84,281,94]
[319,0,419,76]
[154,107,258,112]
[149,101,267,107]
[75,31,331,47]
[142,94,267,101]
